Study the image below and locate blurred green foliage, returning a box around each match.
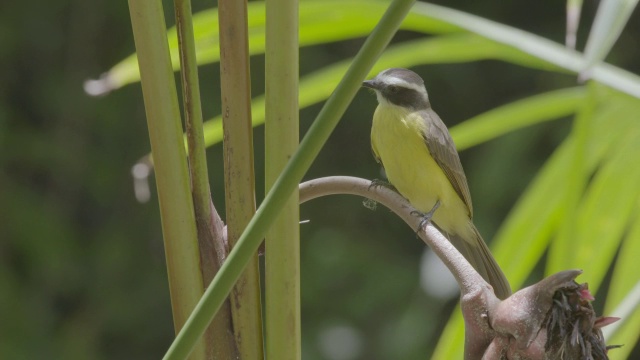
[1,0,639,359]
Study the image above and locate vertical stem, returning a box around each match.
[162,1,415,357]
[218,0,264,358]
[127,0,206,359]
[174,0,238,358]
[265,0,300,358]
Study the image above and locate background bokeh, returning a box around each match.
[1,0,639,359]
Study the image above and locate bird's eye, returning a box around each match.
[388,85,399,93]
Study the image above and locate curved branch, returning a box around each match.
[299,175,490,298]
[298,176,616,360]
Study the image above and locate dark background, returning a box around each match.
[1,0,638,358]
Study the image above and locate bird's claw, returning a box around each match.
[412,200,441,233]
[369,179,397,192]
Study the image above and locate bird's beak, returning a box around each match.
[362,79,378,90]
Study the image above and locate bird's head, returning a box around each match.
[362,68,430,110]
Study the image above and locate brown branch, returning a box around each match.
[299,176,617,360]
[299,175,489,296]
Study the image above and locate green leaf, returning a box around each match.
[450,87,586,150]
[433,89,640,358]
[200,34,557,148]
[604,220,640,360]
[560,128,640,290]
[433,138,575,359]
[546,82,596,289]
[581,0,639,78]
[493,143,570,286]
[91,1,640,99]
[547,92,640,288]
[97,0,461,92]
[491,87,629,288]
[411,2,640,98]
[431,308,465,359]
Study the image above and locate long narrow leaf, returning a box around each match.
[92,0,460,92]
[581,0,639,78]
[604,218,640,360]
[433,89,639,358]
[450,87,586,150]
[198,34,558,150]
[547,83,595,292]
[89,0,640,99]
[433,136,577,359]
[411,2,640,98]
[555,126,640,290]
[547,92,640,281]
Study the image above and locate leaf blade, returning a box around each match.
[581,0,639,78]
[450,87,587,150]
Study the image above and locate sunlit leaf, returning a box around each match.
[450,87,586,150]
[201,34,556,148]
[411,2,640,98]
[581,0,639,79]
[433,89,640,357]
[604,219,640,360]
[89,0,640,99]
[560,131,640,290]
[494,93,631,288]
[547,90,640,286]
[431,309,465,359]
[434,136,575,360]
[91,0,461,93]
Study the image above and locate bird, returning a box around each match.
[362,68,511,299]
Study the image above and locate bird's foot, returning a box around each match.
[411,200,441,233]
[369,179,397,192]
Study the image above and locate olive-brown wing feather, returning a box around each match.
[420,109,473,217]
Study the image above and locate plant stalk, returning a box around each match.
[174,0,238,358]
[127,0,206,358]
[163,0,416,358]
[264,0,301,358]
[218,0,264,358]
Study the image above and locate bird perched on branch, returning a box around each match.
[363,68,511,299]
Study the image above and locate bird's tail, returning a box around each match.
[444,224,511,300]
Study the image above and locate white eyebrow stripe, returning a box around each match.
[379,75,426,94]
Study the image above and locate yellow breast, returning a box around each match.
[370,104,472,238]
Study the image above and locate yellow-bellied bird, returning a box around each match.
[363,68,511,299]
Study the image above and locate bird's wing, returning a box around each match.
[420,109,474,217]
